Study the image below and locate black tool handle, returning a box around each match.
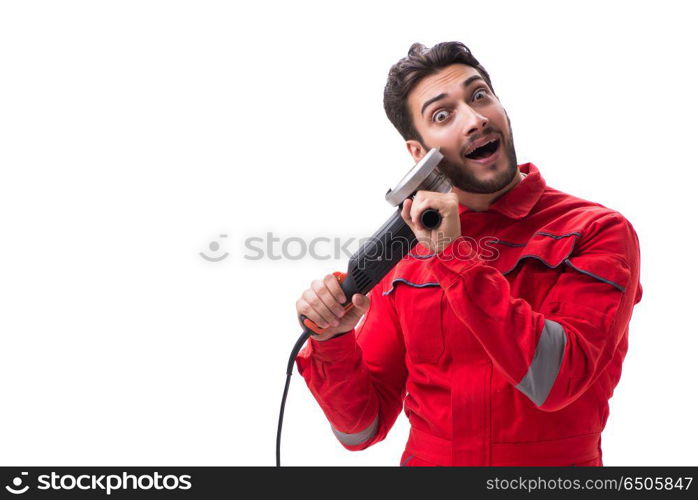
[298,205,441,338]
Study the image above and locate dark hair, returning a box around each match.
[383,41,495,142]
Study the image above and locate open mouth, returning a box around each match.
[464,138,500,160]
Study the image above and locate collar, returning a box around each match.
[458,163,546,219]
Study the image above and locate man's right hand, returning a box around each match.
[295,273,370,341]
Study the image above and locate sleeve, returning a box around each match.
[428,213,642,412]
[295,283,408,450]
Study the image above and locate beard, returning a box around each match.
[423,120,519,194]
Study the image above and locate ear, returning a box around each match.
[405,140,427,163]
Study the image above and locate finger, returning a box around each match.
[351,293,370,313]
[414,190,449,210]
[310,280,345,322]
[401,198,411,219]
[323,273,347,306]
[413,190,438,213]
[410,199,426,232]
[341,295,367,325]
[302,288,338,327]
[413,190,426,204]
[430,192,459,214]
[296,298,330,330]
[401,199,415,231]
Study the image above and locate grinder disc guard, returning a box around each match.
[385,148,452,206]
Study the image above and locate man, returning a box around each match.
[294,41,642,466]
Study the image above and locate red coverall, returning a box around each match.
[296,163,642,466]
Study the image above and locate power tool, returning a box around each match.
[276,148,452,466]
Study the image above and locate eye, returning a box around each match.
[473,88,489,101]
[432,109,450,123]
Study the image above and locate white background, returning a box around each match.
[1,0,696,466]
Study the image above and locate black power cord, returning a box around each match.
[276,329,312,467]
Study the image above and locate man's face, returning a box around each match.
[406,64,518,194]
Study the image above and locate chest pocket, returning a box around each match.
[385,279,445,364]
[491,231,579,276]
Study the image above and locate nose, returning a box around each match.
[457,103,488,137]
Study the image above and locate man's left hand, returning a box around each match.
[401,190,461,255]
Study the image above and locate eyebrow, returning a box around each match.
[420,75,485,116]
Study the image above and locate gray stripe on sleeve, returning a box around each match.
[515,319,567,407]
[331,415,379,446]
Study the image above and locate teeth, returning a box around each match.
[465,138,497,158]
[466,139,492,155]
